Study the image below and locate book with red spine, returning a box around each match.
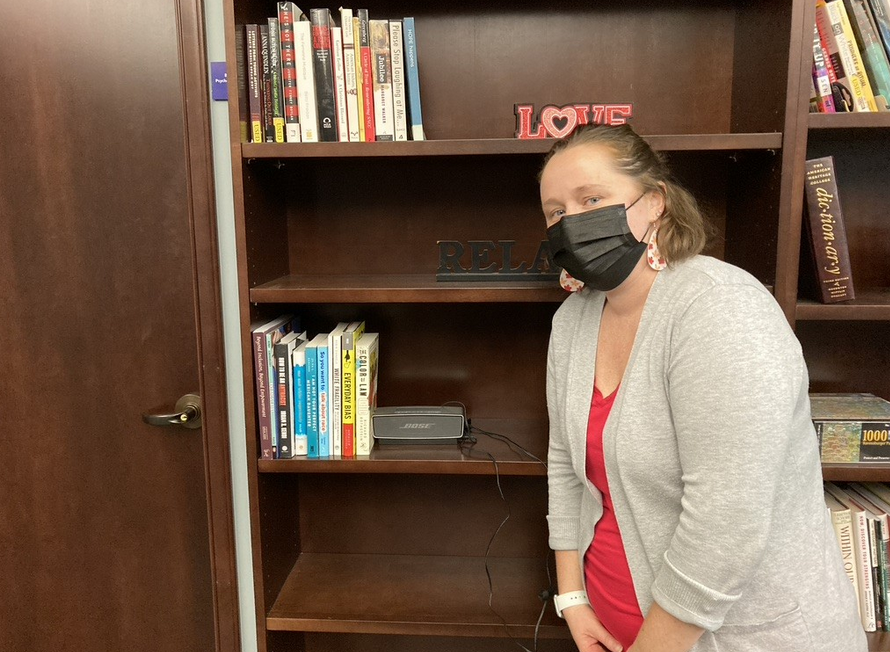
[817,0,856,111]
[277,2,302,143]
[310,8,338,142]
[357,9,376,142]
[813,24,838,112]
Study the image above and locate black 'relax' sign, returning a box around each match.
[436,240,559,282]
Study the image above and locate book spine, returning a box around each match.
[329,331,343,457]
[832,504,864,615]
[278,3,301,143]
[331,27,350,142]
[235,25,250,141]
[357,9,375,142]
[253,331,274,460]
[370,20,394,141]
[260,25,275,141]
[403,17,425,140]
[828,0,879,111]
[355,337,377,456]
[389,20,408,141]
[814,24,838,111]
[818,1,855,111]
[803,157,855,303]
[341,333,356,457]
[870,518,885,629]
[292,349,308,456]
[295,19,319,142]
[310,9,338,142]
[246,25,265,143]
[340,8,361,142]
[856,509,879,630]
[845,0,890,109]
[267,18,286,143]
[870,0,890,61]
[306,345,319,458]
[317,343,330,457]
[275,341,294,458]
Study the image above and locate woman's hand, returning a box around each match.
[564,604,624,652]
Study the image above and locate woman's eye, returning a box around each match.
[549,209,566,220]
[584,197,601,206]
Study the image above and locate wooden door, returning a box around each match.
[0,1,238,651]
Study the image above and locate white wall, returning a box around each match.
[202,1,257,650]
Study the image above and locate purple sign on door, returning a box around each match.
[210,62,227,101]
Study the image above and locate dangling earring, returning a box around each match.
[647,225,667,271]
[559,268,585,293]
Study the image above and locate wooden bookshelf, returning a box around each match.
[224,0,890,650]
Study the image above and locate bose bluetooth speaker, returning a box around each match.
[371,406,467,445]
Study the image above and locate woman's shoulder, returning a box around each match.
[666,255,770,296]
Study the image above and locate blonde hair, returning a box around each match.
[540,123,711,265]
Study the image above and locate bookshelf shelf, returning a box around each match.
[241,133,783,159]
[808,112,890,130]
[266,552,569,639]
[250,274,567,303]
[796,289,890,321]
[822,464,890,483]
[867,632,890,652]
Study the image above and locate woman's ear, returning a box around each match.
[653,182,667,223]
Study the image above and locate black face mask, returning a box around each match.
[546,195,647,292]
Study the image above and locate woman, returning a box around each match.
[542,123,865,652]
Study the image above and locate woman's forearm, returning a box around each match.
[555,549,585,593]
[630,602,704,652]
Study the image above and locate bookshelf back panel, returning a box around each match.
[797,321,890,401]
[293,303,555,420]
[297,474,550,558]
[804,133,890,290]
[282,153,735,278]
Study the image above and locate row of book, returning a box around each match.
[252,314,379,459]
[236,5,425,144]
[810,0,890,113]
[825,482,890,632]
[814,394,890,463]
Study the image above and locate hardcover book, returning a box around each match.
[814,24,838,112]
[370,20,394,140]
[802,156,855,303]
[842,0,890,109]
[235,25,250,140]
[812,393,890,462]
[818,0,856,110]
[310,8,338,142]
[260,25,275,141]
[388,20,408,141]
[403,17,425,140]
[826,490,864,617]
[357,9,375,142]
[826,0,879,111]
[274,331,301,458]
[245,25,265,143]
[294,17,320,142]
[291,340,309,456]
[327,322,349,457]
[251,314,297,459]
[355,332,379,456]
[341,321,366,457]
[331,27,350,142]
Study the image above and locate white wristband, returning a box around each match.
[553,590,590,618]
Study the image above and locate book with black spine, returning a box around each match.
[260,24,275,141]
[310,8,338,142]
[235,25,250,141]
[277,3,302,143]
[267,18,286,142]
[245,25,264,143]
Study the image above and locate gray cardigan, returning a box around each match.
[546,256,865,652]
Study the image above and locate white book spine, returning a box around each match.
[331,27,350,142]
[328,328,344,457]
[855,508,878,630]
[388,20,408,141]
[294,20,319,142]
[370,19,394,140]
[340,8,361,142]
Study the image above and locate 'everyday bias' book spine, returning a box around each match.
[331,27,350,141]
[340,8,361,141]
[267,18,286,142]
[310,8,338,141]
[370,19,394,140]
[357,9,375,141]
[291,341,309,456]
[235,25,250,141]
[245,25,265,142]
[328,322,349,456]
[388,20,408,140]
[403,17,425,140]
[294,17,319,142]
[278,2,302,142]
[341,321,366,457]
[803,157,855,303]
[260,25,274,141]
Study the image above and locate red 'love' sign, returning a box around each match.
[513,103,633,139]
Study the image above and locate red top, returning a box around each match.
[583,385,644,649]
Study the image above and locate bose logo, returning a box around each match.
[400,423,434,429]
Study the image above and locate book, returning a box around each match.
[403,17,425,140]
[370,20,394,140]
[251,314,297,459]
[843,0,890,109]
[291,340,309,456]
[814,24,838,112]
[803,156,855,303]
[812,393,890,462]
[870,0,890,62]
[310,8,338,142]
[352,14,366,140]
[357,9,375,142]
[818,0,857,111]
[235,25,250,141]
[331,27,350,142]
[294,16,320,142]
[827,0,880,111]
[848,483,890,629]
[388,20,408,141]
[826,481,878,631]
[826,489,864,618]
[341,321,366,457]
[260,24,275,141]
[355,332,379,456]
[315,333,331,457]
[245,25,265,143]
[278,2,302,143]
[327,322,350,457]
[340,8,361,142]
[267,18,286,142]
[274,331,301,458]
[305,334,321,457]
